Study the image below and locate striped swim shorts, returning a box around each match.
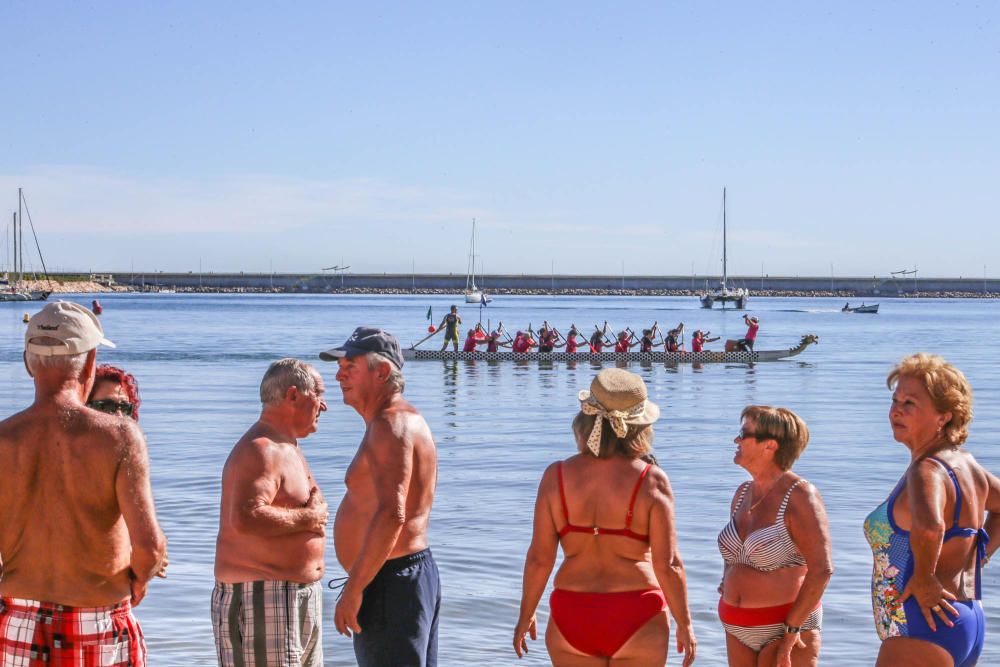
[211,580,322,667]
[0,596,146,666]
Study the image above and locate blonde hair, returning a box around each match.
[887,353,972,446]
[741,405,810,471]
[572,412,653,459]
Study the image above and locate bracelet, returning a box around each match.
[783,623,802,634]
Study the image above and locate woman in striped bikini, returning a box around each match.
[717,406,833,666]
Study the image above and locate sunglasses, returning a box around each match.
[88,399,135,417]
[736,427,762,440]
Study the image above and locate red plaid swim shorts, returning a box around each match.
[0,597,146,666]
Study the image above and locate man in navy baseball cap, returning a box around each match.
[319,326,404,370]
[318,326,440,665]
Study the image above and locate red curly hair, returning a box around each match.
[93,365,142,421]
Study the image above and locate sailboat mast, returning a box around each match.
[722,187,727,288]
[471,218,476,288]
[17,188,22,284]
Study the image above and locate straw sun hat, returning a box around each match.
[578,368,660,455]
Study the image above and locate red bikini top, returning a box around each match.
[557,462,652,542]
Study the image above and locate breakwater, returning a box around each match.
[39,272,1000,297]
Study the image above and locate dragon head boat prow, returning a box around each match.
[794,334,820,352]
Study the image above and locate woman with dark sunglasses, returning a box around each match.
[717,406,833,667]
[87,364,141,420]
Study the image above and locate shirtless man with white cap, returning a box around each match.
[0,300,167,666]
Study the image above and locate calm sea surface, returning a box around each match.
[2,294,999,666]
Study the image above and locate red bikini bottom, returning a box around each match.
[550,588,667,657]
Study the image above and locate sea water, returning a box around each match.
[2,293,999,666]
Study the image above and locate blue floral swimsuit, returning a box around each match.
[864,456,989,667]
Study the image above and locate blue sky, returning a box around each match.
[1,2,997,277]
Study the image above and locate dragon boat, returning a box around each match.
[405,334,819,363]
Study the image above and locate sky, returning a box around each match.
[0,2,997,277]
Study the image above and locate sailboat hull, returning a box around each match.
[700,290,747,309]
[0,290,51,302]
[464,291,491,304]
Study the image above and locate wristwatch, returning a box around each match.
[783,623,802,634]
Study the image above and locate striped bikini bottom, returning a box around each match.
[718,599,822,651]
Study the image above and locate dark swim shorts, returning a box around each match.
[354,549,441,667]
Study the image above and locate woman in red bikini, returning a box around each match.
[514,369,696,666]
[717,406,832,666]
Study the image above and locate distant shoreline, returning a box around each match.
[22,280,1000,300]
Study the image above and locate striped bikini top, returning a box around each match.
[557,462,652,542]
[717,479,807,572]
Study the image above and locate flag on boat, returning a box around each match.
[426,306,432,321]
[480,293,488,307]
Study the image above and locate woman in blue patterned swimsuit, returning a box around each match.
[865,353,1000,666]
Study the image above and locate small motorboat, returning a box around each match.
[842,302,879,314]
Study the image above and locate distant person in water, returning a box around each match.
[91,298,103,315]
[88,364,141,420]
[437,305,462,352]
[737,315,759,352]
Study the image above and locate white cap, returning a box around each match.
[25,301,116,356]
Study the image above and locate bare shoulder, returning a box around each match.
[225,424,286,472]
[538,460,562,492]
[643,464,674,502]
[786,478,826,515]
[371,398,432,446]
[906,456,950,489]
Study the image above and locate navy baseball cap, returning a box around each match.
[319,326,404,369]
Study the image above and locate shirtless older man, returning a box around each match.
[320,327,440,667]
[212,358,329,667]
[0,301,167,665]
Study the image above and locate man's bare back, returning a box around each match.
[334,397,437,571]
[0,395,160,607]
[214,421,327,583]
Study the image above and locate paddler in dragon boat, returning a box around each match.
[664,323,685,353]
[589,326,611,353]
[485,328,511,352]
[462,327,489,352]
[639,327,659,353]
[538,322,559,353]
[512,330,538,353]
[614,330,640,353]
[691,329,720,353]
[561,325,583,353]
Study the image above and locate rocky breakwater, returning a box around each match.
[18,279,128,294]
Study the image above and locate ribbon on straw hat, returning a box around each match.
[579,394,649,456]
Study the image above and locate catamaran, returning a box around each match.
[463,218,491,304]
[1,189,52,302]
[699,188,748,309]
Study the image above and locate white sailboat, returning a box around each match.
[463,219,491,304]
[699,188,748,309]
[1,189,52,302]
